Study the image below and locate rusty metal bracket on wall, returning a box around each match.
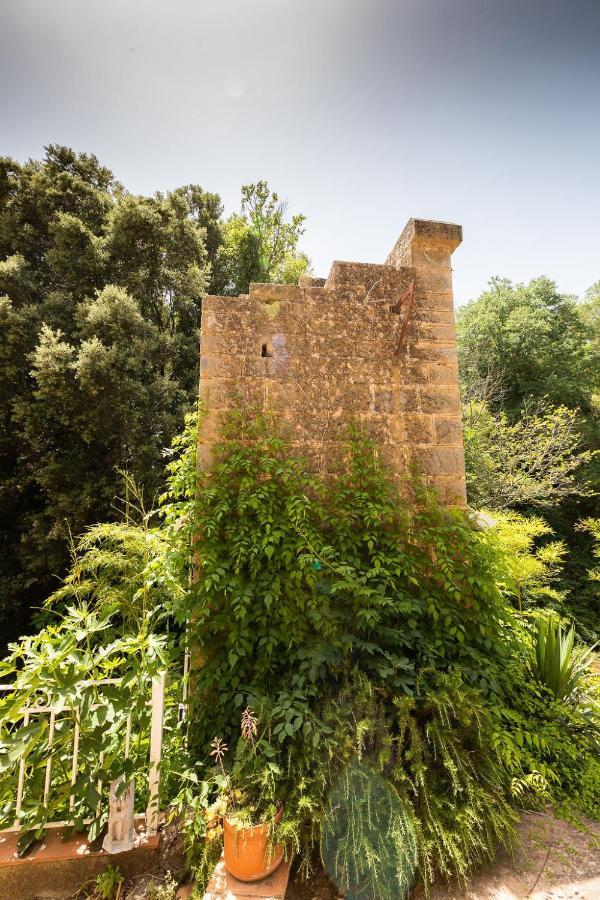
[391,280,415,355]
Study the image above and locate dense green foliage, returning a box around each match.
[211,181,310,295]
[161,411,598,893]
[0,147,309,645]
[493,663,600,820]
[0,479,186,852]
[456,273,600,817]
[486,511,566,612]
[0,147,206,641]
[317,672,517,893]
[174,411,513,747]
[0,511,170,853]
[320,758,417,899]
[0,605,168,852]
[457,274,600,638]
[0,411,598,895]
[457,276,598,413]
[581,517,600,596]
[462,400,593,510]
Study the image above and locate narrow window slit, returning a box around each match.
[261,342,272,357]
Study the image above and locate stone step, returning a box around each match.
[203,854,292,899]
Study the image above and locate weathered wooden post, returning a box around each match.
[145,671,166,835]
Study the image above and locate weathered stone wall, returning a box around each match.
[198,218,466,505]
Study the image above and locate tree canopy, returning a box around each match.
[211,180,310,295]
[457,274,600,640]
[457,276,599,413]
[0,147,311,645]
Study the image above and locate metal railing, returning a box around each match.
[0,672,167,835]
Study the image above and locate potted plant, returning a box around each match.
[210,707,284,882]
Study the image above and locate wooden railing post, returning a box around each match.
[145,671,166,835]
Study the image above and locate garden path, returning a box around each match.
[423,809,600,900]
[285,809,600,900]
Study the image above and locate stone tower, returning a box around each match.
[198,218,466,506]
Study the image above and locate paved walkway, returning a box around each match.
[425,809,600,900]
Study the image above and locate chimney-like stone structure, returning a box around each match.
[198,218,466,505]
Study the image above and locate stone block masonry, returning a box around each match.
[198,218,466,506]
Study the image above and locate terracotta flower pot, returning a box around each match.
[223,808,284,882]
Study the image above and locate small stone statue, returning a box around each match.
[102,777,136,853]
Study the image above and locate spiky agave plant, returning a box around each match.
[533,615,596,701]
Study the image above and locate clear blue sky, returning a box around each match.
[1,0,599,304]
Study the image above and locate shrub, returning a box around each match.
[485,511,566,612]
[320,759,417,900]
[171,409,513,751]
[0,478,182,851]
[492,668,600,820]
[533,614,596,701]
[4,407,598,891]
[162,409,523,890]
[315,672,517,894]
